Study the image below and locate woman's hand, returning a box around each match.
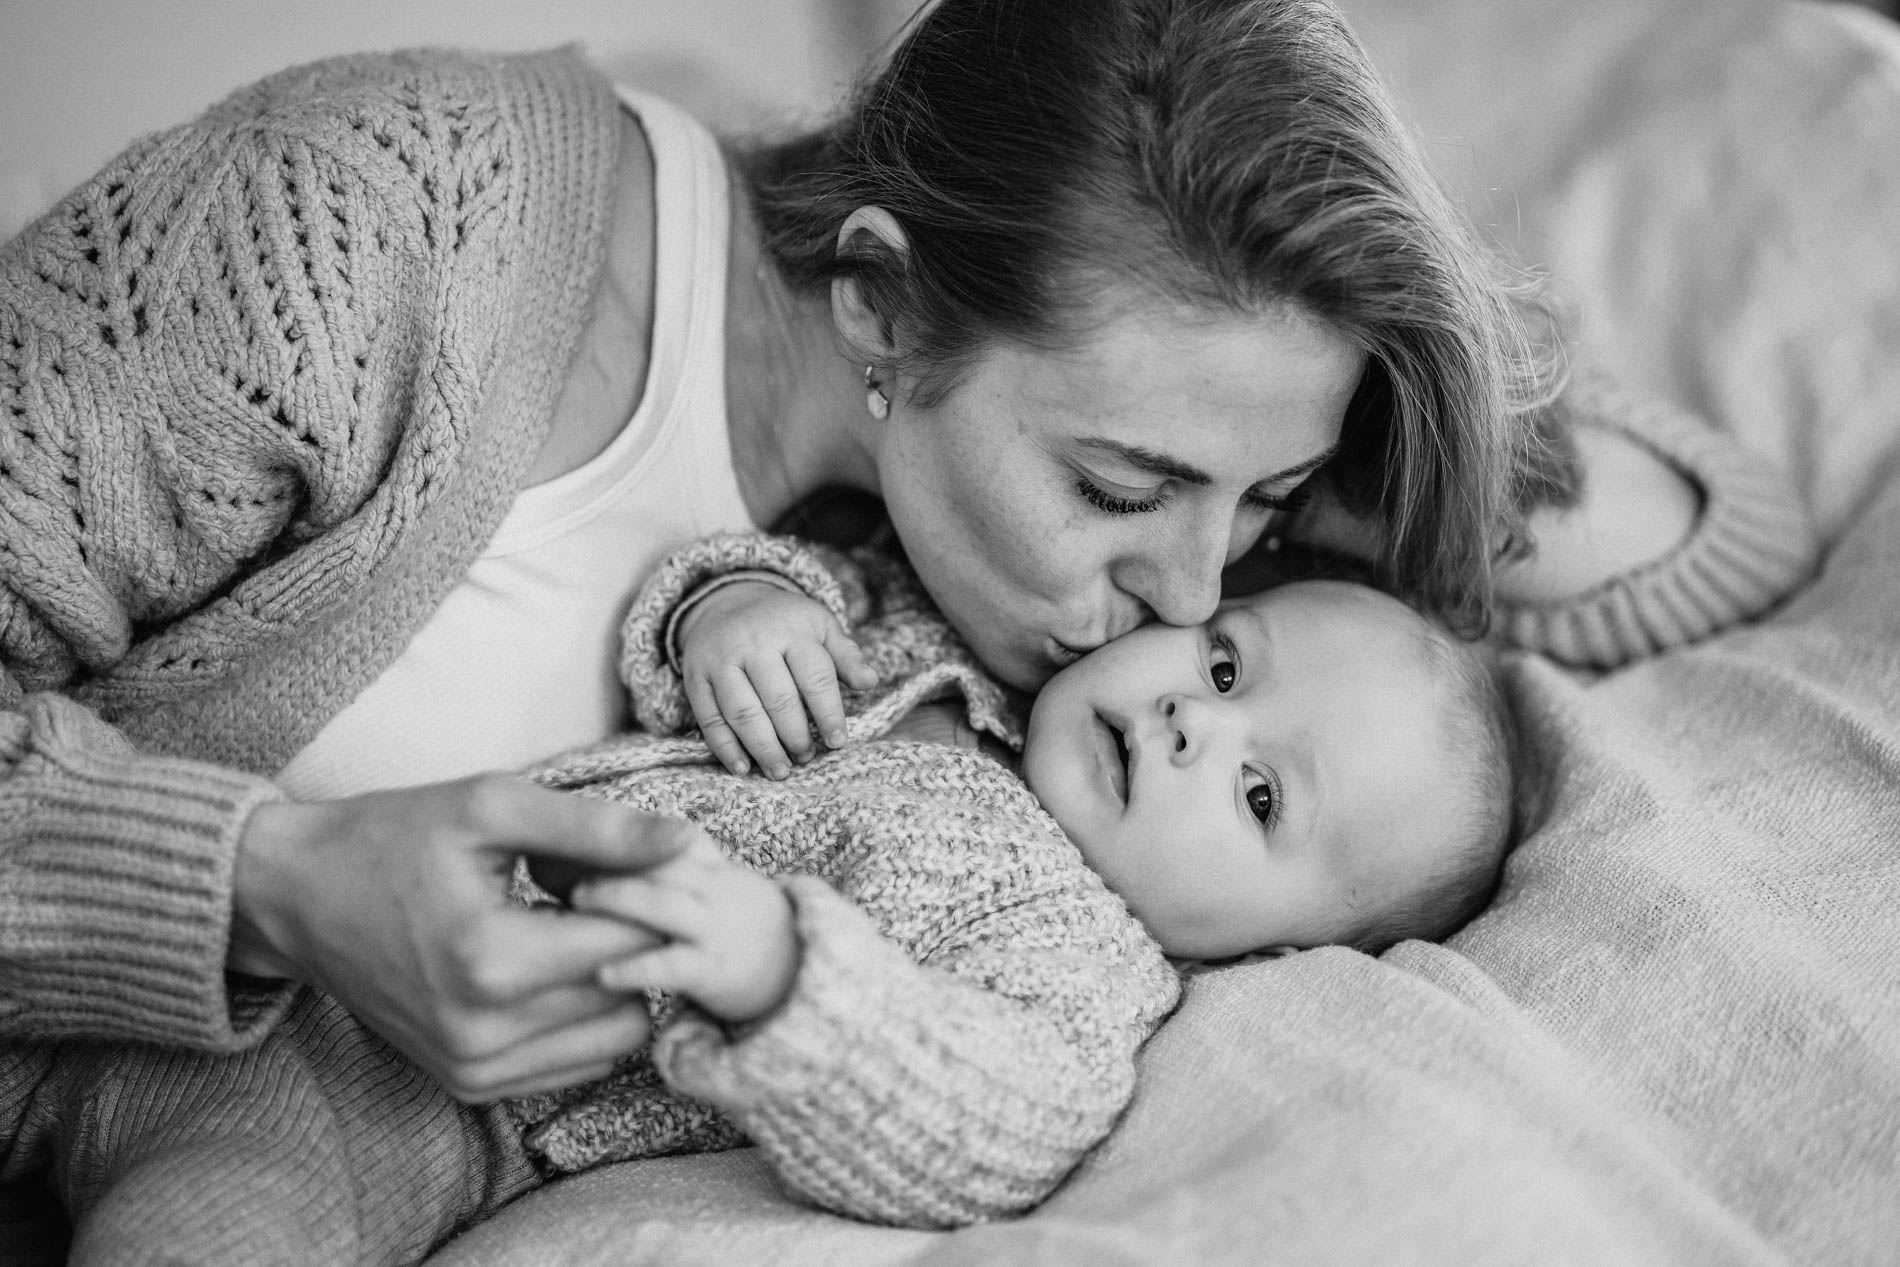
[675,580,878,778]
[572,827,800,1026]
[230,776,701,1102]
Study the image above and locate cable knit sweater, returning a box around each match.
[0,44,1817,1065]
[509,534,1179,1228]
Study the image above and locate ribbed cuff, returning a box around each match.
[1496,386,1820,668]
[1,695,294,1051]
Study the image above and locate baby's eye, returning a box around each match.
[1243,769,1282,830]
[1209,634,1238,693]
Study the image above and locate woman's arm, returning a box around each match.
[0,48,694,1097]
[1489,378,1820,667]
[1491,420,1700,604]
[1256,376,1818,667]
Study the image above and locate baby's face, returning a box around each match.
[1022,580,1470,958]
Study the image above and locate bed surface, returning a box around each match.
[431,2,1900,1262]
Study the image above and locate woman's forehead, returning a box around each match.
[982,307,1360,462]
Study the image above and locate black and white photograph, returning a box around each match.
[3,1,1897,1263]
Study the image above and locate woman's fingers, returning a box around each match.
[500,782,704,900]
[596,943,707,995]
[440,998,656,1103]
[570,873,707,945]
[456,906,661,1002]
[493,779,703,872]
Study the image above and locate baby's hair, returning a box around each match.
[1341,622,1516,955]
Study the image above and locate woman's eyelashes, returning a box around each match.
[1074,469,1312,521]
[1074,474,1164,515]
[1241,483,1313,517]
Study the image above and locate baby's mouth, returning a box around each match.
[1096,711,1130,806]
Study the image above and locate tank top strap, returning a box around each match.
[615,85,750,527]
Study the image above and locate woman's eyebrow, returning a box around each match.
[1077,438,1337,486]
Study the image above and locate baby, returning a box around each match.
[502,529,1513,1222]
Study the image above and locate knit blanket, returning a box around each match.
[429,1,1900,1263]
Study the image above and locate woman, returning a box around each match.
[0,0,1805,1251]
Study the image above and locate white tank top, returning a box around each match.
[277,89,754,800]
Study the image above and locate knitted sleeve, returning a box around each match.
[649,765,1180,1228]
[0,48,611,1048]
[0,696,294,1048]
[1494,378,1820,668]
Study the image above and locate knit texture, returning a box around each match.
[0,48,620,1050]
[5,989,538,1266]
[1496,375,1819,666]
[509,534,1179,1229]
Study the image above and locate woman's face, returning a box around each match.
[873,302,1365,689]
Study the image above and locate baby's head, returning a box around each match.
[1022,580,1512,959]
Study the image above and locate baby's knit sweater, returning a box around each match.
[508,534,1180,1228]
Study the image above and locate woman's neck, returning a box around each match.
[723,185,881,527]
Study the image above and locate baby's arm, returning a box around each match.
[546,763,1179,1228]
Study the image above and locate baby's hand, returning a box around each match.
[675,579,878,777]
[570,827,798,1024]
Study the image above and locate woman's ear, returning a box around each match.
[830,206,910,362]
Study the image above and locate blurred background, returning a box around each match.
[0,0,918,240]
[0,0,1895,242]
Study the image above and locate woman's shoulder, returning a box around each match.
[529,105,660,483]
[201,46,612,133]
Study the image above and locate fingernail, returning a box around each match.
[825,728,846,748]
[728,757,749,775]
[770,762,791,780]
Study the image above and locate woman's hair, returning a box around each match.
[741,0,1572,631]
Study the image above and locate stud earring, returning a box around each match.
[864,365,891,421]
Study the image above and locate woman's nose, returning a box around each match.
[1114,520,1228,627]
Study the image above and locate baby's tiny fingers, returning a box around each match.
[785,643,849,749]
[825,627,879,691]
[711,668,795,779]
[686,679,749,775]
[739,657,818,769]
